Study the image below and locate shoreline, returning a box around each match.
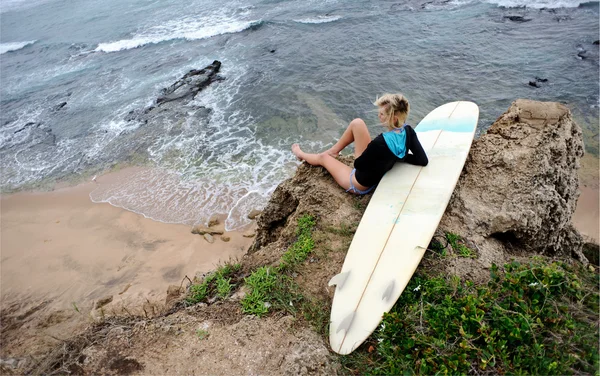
[1,167,254,320]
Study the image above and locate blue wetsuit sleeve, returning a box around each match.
[403,126,428,166]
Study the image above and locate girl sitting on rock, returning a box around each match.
[292,93,428,194]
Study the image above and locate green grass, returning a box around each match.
[240,214,316,316]
[342,259,599,375]
[446,232,477,258]
[196,329,209,340]
[186,262,242,304]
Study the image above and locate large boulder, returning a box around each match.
[440,99,587,263]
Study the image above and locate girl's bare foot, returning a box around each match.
[291,144,304,161]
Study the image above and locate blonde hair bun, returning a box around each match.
[374,93,410,129]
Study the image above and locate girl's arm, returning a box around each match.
[403,126,428,166]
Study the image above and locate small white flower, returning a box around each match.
[414,285,421,292]
[378,338,384,343]
[529,282,538,287]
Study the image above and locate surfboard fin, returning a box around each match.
[336,311,356,334]
[328,271,350,290]
[382,280,395,302]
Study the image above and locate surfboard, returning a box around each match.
[328,101,479,355]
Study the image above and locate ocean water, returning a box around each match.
[1,0,598,230]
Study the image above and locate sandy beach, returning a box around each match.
[573,154,600,243]
[0,168,253,319]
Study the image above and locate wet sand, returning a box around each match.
[0,169,253,316]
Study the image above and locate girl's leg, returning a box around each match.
[291,145,370,192]
[326,118,372,158]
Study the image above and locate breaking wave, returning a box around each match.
[0,40,36,54]
[95,18,263,53]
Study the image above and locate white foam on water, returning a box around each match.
[95,15,262,53]
[293,15,343,24]
[483,0,595,8]
[90,61,299,230]
[0,40,37,54]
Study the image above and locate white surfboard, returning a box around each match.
[329,101,479,355]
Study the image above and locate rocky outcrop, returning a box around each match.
[251,99,589,272]
[156,60,223,105]
[248,156,364,255]
[440,99,587,264]
[124,60,223,126]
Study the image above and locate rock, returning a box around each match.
[529,77,548,88]
[192,225,224,235]
[52,102,67,111]
[243,231,256,238]
[594,40,599,45]
[582,241,599,266]
[504,16,532,22]
[221,235,231,242]
[248,209,262,220]
[156,60,222,105]
[204,233,215,243]
[248,155,360,254]
[229,285,249,301]
[165,285,183,305]
[441,99,587,264]
[95,295,113,309]
[208,216,220,227]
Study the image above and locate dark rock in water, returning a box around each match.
[577,51,587,60]
[594,40,599,45]
[553,15,572,22]
[270,49,276,53]
[504,16,532,22]
[156,60,222,105]
[13,122,37,134]
[529,77,548,88]
[52,102,67,111]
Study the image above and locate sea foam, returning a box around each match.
[293,15,342,24]
[95,18,262,53]
[484,0,597,8]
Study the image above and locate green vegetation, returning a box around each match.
[195,329,209,340]
[279,214,316,270]
[240,266,303,317]
[343,259,599,375]
[240,214,316,316]
[186,262,242,304]
[446,232,477,258]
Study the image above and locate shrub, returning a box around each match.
[345,260,599,375]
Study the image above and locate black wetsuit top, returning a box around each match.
[354,125,428,187]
